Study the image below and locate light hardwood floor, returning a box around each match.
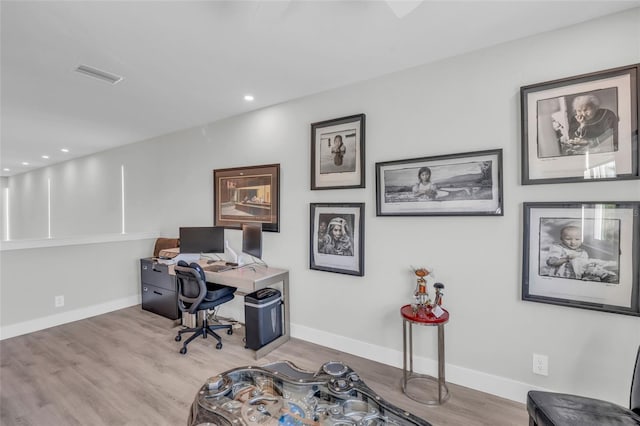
[0,306,528,425]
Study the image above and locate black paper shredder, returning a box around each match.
[244,288,282,350]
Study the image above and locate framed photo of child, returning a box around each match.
[521,63,639,185]
[310,203,364,276]
[522,201,640,317]
[375,149,503,216]
[311,114,365,190]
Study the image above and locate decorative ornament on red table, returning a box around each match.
[410,266,445,318]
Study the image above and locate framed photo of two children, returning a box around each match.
[522,202,640,316]
[520,64,639,184]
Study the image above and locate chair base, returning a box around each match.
[175,317,233,354]
[527,390,640,426]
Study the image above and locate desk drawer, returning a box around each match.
[140,260,175,291]
[142,284,179,320]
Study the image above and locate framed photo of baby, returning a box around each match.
[311,114,365,190]
[309,203,364,276]
[521,63,639,184]
[522,202,640,317]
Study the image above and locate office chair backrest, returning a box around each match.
[174,262,207,314]
[631,345,640,414]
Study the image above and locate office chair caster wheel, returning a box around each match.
[216,342,223,350]
[179,347,187,355]
[175,335,182,342]
[227,329,233,335]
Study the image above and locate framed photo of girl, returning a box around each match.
[521,64,639,184]
[311,114,365,190]
[375,149,503,216]
[522,201,640,317]
[310,203,364,276]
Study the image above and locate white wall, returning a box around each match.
[1,9,639,405]
[0,238,152,328]
[0,177,7,241]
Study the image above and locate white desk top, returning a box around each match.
[167,259,288,292]
[203,264,288,291]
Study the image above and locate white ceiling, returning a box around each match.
[2,1,638,177]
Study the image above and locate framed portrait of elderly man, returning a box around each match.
[521,64,639,184]
[309,203,364,276]
[522,202,640,316]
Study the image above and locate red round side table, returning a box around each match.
[400,304,450,405]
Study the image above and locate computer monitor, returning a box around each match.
[179,227,225,254]
[242,223,262,259]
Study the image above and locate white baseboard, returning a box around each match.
[290,323,546,404]
[0,295,141,340]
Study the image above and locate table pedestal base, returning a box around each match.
[401,305,450,406]
[402,374,450,405]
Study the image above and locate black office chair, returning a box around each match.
[174,261,236,354]
[527,345,640,425]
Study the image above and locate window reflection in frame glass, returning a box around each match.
[522,201,640,316]
[521,64,639,184]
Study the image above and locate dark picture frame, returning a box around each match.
[310,203,364,276]
[522,201,640,316]
[375,149,503,216]
[521,64,639,185]
[213,164,280,232]
[311,114,365,190]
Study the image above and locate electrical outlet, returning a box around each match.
[54,295,64,308]
[533,353,548,376]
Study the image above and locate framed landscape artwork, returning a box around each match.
[521,64,639,184]
[213,164,280,232]
[522,202,640,316]
[375,149,503,216]
[311,114,365,190]
[310,203,364,276]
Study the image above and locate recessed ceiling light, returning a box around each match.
[21,162,29,166]
[42,155,49,159]
[75,64,123,85]
[3,168,10,172]
[244,95,254,101]
[61,148,69,153]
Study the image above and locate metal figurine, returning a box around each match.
[411,267,432,313]
[433,282,445,306]
[410,267,446,317]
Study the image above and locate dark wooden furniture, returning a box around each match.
[140,258,179,320]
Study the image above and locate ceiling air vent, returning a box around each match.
[75,64,123,85]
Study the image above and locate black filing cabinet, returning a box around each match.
[140,258,179,320]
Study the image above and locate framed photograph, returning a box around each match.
[522,202,640,316]
[213,164,280,232]
[375,149,503,216]
[311,114,365,190]
[310,203,364,276]
[521,64,639,184]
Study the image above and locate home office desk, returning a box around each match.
[169,261,290,360]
